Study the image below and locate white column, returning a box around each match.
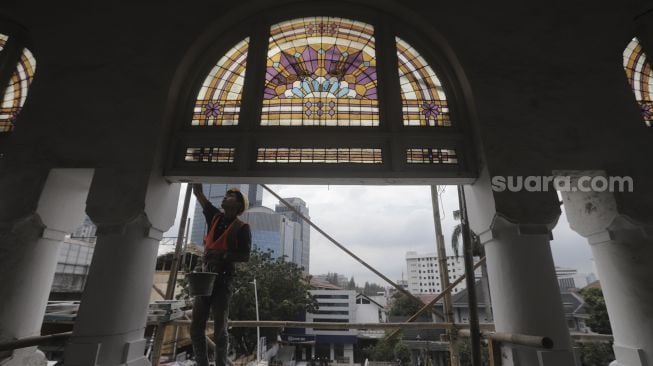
[464,169,576,366]
[0,169,93,366]
[479,217,576,366]
[64,170,180,366]
[559,171,653,366]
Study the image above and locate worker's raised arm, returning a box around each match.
[192,183,210,210]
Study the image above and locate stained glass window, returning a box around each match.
[406,148,457,164]
[262,17,379,126]
[257,148,382,163]
[397,37,451,127]
[623,38,652,127]
[0,35,35,133]
[185,147,235,163]
[192,38,249,126]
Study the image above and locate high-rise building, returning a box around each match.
[275,197,310,272]
[189,183,262,246]
[240,206,297,261]
[405,251,481,295]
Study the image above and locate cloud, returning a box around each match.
[168,184,596,286]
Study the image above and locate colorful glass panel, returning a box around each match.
[623,38,653,127]
[406,148,457,164]
[185,147,235,163]
[396,37,451,127]
[257,147,382,163]
[1,44,36,132]
[192,38,249,126]
[262,17,378,126]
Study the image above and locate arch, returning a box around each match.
[623,37,652,127]
[0,24,36,133]
[164,0,477,183]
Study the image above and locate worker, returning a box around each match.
[190,183,252,366]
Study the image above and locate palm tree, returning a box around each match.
[451,210,493,322]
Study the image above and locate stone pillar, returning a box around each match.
[64,169,180,366]
[0,169,93,365]
[559,171,653,366]
[464,169,576,366]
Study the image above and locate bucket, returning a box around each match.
[187,272,217,297]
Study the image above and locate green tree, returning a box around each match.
[228,249,319,356]
[363,333,411,363]
[576,341,614,366]
[580,288,612,334]
[389,292,422,316]
[347,276,356,290]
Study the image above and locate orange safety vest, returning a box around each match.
[204,214,245,252]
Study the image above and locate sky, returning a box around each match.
[164,184,596,287]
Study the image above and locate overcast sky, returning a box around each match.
[164,184,596,287]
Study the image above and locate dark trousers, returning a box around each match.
[190,274,234,366]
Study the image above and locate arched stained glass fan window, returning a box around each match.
[174,12,475,182]
[623,38,652,127]
[397,37,450,127]
[0,34,36,133]
[192,37,249,126]
[262,17,378,126]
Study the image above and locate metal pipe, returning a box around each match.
[458,329,554,349]
[0,332,72,352]
[261,184,445,320]
[457,186,481,366]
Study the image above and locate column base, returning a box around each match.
[64,337,149,366]
[501,345,577,366]
[612,344,647,366]
[0,347,47,366]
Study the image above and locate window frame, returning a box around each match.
[165,5,477,183]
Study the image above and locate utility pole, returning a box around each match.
[430,186,459,366]
[457,186,481,366]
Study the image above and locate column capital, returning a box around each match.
[0,213,45,244]
[86,168,179,234]
[557,170,653,241]
[476,213,555,245]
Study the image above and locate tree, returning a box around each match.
[576,341,615,366]
[325,272,341,286]
[580,288,612,334]
[178,249,318,357]
[363,333,411,363]
[347,276,356,290]
[389,292,422,316]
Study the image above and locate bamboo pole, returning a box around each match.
[171,321,463,329]
[387,258,486,340]
[153,184,193,366]
[261,184,445,320]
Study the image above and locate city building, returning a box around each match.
[50,237,95,300]
[240,206,297,261]
[275,198,311,272]
[50,217,98,299]
[405,251,481,295]
[556,267,597,291]
[189,183,262,246]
